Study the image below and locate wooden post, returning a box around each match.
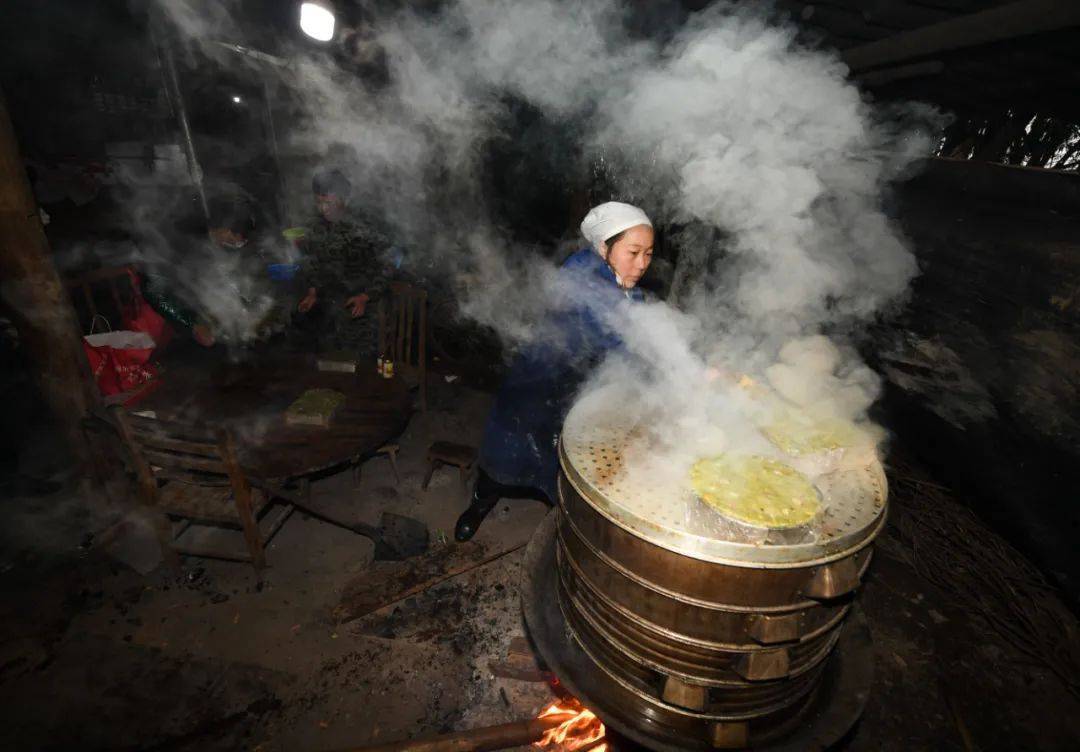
[0,88,95,462]
[418,287,427,412]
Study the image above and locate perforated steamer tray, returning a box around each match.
[559,397,888,569]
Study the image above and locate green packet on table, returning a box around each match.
[282,227,307,240]
[285,388,345,427]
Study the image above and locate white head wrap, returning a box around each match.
[580,201,652,255]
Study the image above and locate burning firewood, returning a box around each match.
[533,697,607,752]
[328,708,578,752]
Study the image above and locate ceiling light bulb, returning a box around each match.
[300,2,335,42]
[232,95,242,104]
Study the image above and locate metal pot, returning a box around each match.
[537,397,887,749]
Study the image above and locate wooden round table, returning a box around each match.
[140,353,412,480]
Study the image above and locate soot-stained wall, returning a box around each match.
[877,157,1080,605]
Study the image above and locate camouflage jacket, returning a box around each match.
[301,212,392,302]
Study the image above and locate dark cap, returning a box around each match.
[207,195,256,238]
[312,168,352,199]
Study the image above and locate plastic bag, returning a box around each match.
[82,324,157,396]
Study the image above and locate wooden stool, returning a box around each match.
[422,441,477,493]
[353,444,401,487]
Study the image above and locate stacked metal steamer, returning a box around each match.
[552,398,888,750]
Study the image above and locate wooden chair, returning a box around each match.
[422,441,477,495]
[378,281,428,412]
[109,407,294,574]
[65,265,139,334]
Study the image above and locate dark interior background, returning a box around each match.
[1,0,1079,606]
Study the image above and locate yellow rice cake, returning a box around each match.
[689,454,820,528]
[762,415,861,457]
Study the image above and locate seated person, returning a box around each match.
[296,168,393,358]
[143,197,277,347]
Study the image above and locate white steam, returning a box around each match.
[147,0,938,531]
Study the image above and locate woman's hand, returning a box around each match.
[298,287,317,313]
[345,293,369,318]
[192,324,216,347]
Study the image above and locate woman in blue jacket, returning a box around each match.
[455,202,655,540]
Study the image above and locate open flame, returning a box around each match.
[534,697,607,752]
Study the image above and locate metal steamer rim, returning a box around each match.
[559,401,889,568]
[554,540,846,687]
[521,511,876,752]
[555,583,834,723]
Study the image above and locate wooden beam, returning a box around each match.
[791,3,905,37]
[792,0,957,30]
[856,59,945,87]
[776,2,892,43]
[901,0,982,11]
[0,88,95,463]
[843,0,1080,72]
[799,26,868,50]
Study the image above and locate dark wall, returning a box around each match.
[878,157,1080,606]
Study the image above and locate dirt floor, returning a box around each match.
[1,378,1079,751]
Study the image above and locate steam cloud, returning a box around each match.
[151,0,939,533]
[109,160,290,347]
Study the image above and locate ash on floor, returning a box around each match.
[0,380,1077,751]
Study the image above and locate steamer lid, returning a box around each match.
[559,392,888,568]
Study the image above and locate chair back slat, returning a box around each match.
[417,295,426,396]
[405,293,414,365]
[395,290,407,364]
[377,302,387,357]
[380,282,428,368]
[152,467,231,487]
[140,447,229,475]
[107,277,124,314]
[126,412,217,443]
[81,284,98,321]
[111,407,235,486]
[64,265,139,333]
[135,432,221,459]
[377,282,428,411]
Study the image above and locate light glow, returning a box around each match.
[300,2,335,42]
[534,698,607,752]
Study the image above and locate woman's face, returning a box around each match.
[603,225,655,288]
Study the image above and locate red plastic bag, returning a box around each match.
[82,329,157,396]
[121,268,173,348]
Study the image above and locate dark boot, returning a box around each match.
[454,470,501,541]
